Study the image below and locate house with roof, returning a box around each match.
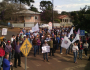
[10,10,41,27]
[58,15,73,25]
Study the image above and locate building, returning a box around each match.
[11,10,41,27]
[58,15,73,26]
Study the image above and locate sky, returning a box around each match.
[0,0,90,13]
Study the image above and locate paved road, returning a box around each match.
[0,30,90,70]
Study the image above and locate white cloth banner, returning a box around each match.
[72,34,80,43]
[77,28,80,35]
[2,28,7,35]
[32,23,39,32]
[61,36,71,49]
[42,46,50,53]
[68,28,73,38]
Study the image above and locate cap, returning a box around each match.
[7,40,11,43]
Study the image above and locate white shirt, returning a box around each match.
[72,45,79,52]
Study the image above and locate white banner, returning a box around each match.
[61,36,71,49]
[2,28,7,35]
[32,23,39,32]
[42,46,50,53]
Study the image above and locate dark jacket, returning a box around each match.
[53,38,58,44]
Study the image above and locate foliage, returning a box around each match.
[41,10,59,22]
[0,1,26,21]
[54,19,60,23]
[70,6,90,32]
[40,1,52,12]
[29,5,39,12]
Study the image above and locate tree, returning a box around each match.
[40,1,52,12]
[70,6,90,32]
[0,1,26,21]
[5,0,34,9]
[41,10,59,22]
[29,5,38,12]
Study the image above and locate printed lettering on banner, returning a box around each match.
[2,28,7,35]
[42,46,50,53]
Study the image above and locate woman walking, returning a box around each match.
[72,42,79,63]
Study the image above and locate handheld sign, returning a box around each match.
[20,38,32,57]
[2,28,7,35]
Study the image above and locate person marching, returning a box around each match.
[3,53,13,70]
[14,41,21,68]
[72,42,79,63]
[0,44,5,70]
[48,38,54,56]
[42,40,49,62]
[5,41,12,61]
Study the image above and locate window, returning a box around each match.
[35,16,38,20]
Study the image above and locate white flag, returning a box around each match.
[72,34,80,43]
[77,28,80,35]
[61,36,71,49]
[32,23,39,32]
[68,28,73,38]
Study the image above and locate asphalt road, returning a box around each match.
[0,30,90,70]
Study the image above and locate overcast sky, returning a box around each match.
[0,0,90,13]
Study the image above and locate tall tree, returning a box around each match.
[29,5,38,12]
[70,6,90,32]
[5,0,34,9]
[0,1,26,21]
[40,1,52,12]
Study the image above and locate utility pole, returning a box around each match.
[52,0,54,28]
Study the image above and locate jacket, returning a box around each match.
[48,40,53,48]
[3,58,10,70]
[0,48,5,57]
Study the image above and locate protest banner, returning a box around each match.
[42,46,50,53]
[2,28,7,35]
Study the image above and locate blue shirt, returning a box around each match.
[56,37,60,44]
[3,58,10,70]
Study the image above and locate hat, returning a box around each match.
[7,40,11,43]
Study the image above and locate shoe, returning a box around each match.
[47,60,49,62]
[60,53,63,54]
[43,60,45,62]
[14,66,17,68]
[18,65,21,67]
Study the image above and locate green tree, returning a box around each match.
[29,5,38,12]
[41,10,58,22]
[0,1,26,21]
[40,1,52,11]
[70,6,90,32]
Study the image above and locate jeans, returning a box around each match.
[60,46,62,53]
[37,45,40,54]
[0,57,3,68]
[43,53,48,61]
[12,50,15,59]
[79,50,83,59]
[73,51,78,62]
[34,45,38,56]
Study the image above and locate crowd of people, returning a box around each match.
[0,26,90,70]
